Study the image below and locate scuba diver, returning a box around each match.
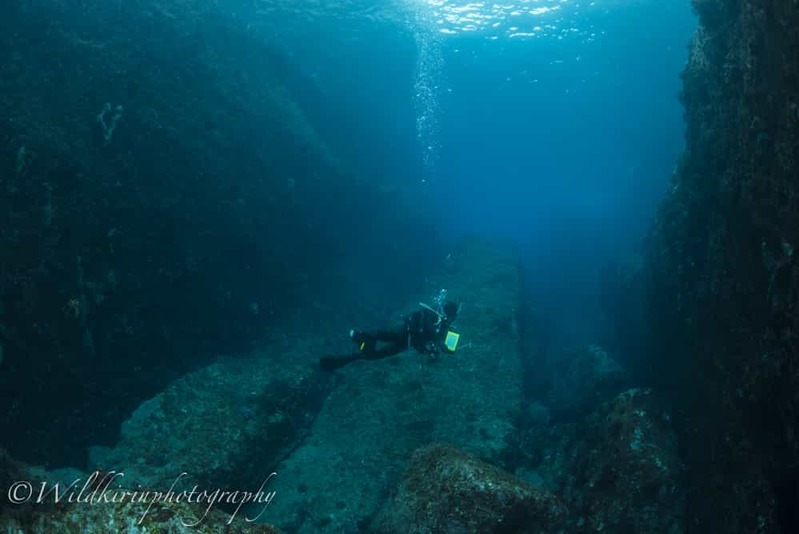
[319,290,462,372]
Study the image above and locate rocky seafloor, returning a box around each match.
[2,240,686,533]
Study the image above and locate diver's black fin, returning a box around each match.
[319,355,361,372]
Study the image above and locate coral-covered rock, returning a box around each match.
[551,388,685,533]
[88,355,327,495]
[375,444,567,533]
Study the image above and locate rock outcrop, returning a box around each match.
[375,443,567,534]
[0,0,424,468]
[517,389,684,533]
[644,0,799,531]
[89,351,328,494]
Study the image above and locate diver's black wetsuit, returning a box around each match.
[319,306,456,372]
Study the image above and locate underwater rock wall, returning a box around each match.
[0,0,428,468]
[646,0,799,531]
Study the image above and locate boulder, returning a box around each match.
[375,444,567,533]
[543,388,685,533]
[89,352,328,494]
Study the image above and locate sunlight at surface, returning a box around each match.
[416,0,602,40]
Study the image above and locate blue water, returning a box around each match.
[421,0,696,342]
[247,1,696,345]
